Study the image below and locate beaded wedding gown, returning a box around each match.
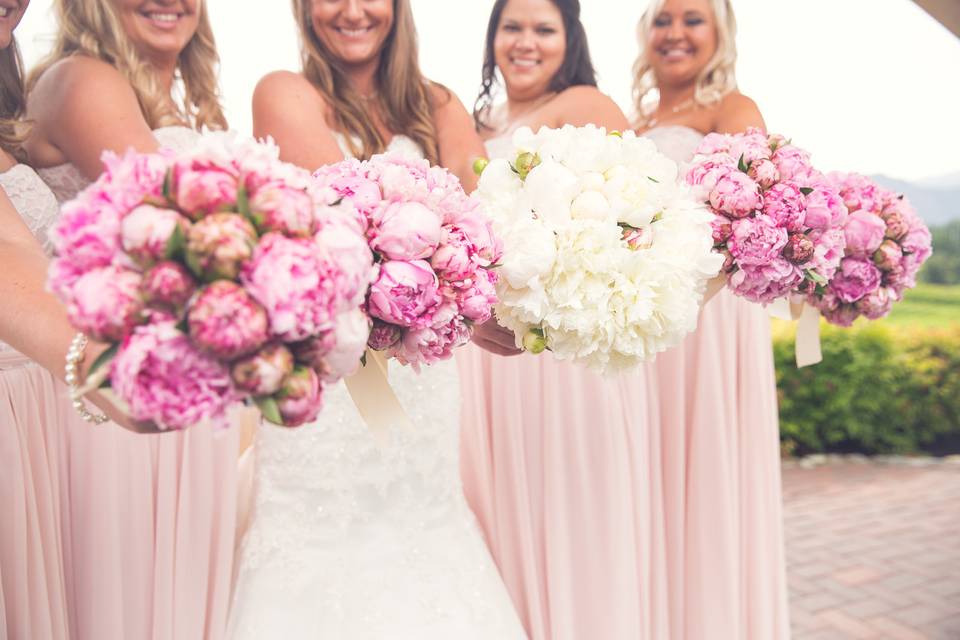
[226,136,526,639]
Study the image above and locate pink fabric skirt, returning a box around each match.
[0,350,240,640]
[653,289,790,639]
[458,345,670,640]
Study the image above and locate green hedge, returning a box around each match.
[774,322,960,456]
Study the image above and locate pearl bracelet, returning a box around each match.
[65,333,109,425]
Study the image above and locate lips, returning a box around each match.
[659,47,695,62]
[510,57,539,68]
[335,25,375,38]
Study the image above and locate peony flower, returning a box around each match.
[709,171,762,219]
[431,227,478,282]
[782,233,815,265]
[843,210,886,257]
[458,269,499,324]
[173,163,239,219]
[231,343,294,396]
[392,312,471,368]
[801,181,847,230]
[185,212,257,281]
[830,257,882,304]
[112,321,237,430]
[141,261,197,311]
[729,216,789,266]
[50,198,122,275]
[710,215,733,244]
[67,266,144,342]
[248,182,316,237]
[855,287,894,320]
[121,204,189,267]
[369,201,443,260]
[293,308,370,382]
[771,145,812,181]
[367,320,402,351]
[762,182,807,232]
[872,239,903,272]
[729,259,803,303]
[367,260,442,329]
[242,233,354,342]
[274,365,323,427]
[747,159,780,190]
[187,280,270,360]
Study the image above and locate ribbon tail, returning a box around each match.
[795,303,823,368]
[344,349,415,448]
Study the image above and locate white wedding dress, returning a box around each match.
[226,136,527,639]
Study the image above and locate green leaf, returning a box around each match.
[806,270,828,286]
[88,342,119,378]
[165,223,186,260]
[162,170,175,202]
[185,250,204,279]
[738,154,751,173]
[799,187,815,196]
[360,352,368,367]
[647,176,660,184]
[236,183,252,221]
[175,317,189,334]
[255,396,284,425]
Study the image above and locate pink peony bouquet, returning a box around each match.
[313,152,501,369]
[48,133,375,430]
[685,128,848,304]
[807,173,932,326]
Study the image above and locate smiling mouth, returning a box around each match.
[0,7,12,18]
[140,11,182,24]
[335,26,375,37]
[510,57,540,68]
[659,47,694,60]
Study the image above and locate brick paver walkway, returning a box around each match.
[783,459,960,639]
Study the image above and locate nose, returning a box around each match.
[516,27,536,51]
[666,18,684,42]
[342,0,364,21]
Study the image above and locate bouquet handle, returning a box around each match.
[792,301,823,368]
[344,350,414,447]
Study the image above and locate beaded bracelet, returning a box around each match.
[65,333,109,425]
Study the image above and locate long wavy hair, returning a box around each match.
[631,0,738,126]
[473,0,597,130]
[292,0,440,164]
[0,38,27,161]
[28,0,226,131]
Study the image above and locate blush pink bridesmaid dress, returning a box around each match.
[644,125,790,639]
[457,135,671,640]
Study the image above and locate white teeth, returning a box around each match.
[0,8,10,18]
[339,28,369,36]
[512,59,538,68]
[148,12,178,22]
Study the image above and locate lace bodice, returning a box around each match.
[0,164,62,365]
[642,124,706,164]
[483,134,514,162]
[38,126,200,203]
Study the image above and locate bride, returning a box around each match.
[226,1,525,638]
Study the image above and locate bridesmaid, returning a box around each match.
[633,1,790,638]
[22,2,241,639]
[459,1,670,638]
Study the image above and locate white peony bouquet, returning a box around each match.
[476,125,723,372]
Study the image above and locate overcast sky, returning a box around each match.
[16,0,960,182]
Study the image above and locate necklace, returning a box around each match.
[645,97,696,129]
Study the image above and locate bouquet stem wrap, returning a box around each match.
[343,349,414,447]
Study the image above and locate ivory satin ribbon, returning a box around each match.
[344,349,414,447]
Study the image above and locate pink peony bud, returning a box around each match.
[274,366,323,427]
[881,208,910,241]
[231,343,294,396]
[771,145,812,182]
[185,212,257,282]
[709,171,762,219]
[782,234,815,265]
[141,261,197,310]
[249,182,316,237]
[367,320,402,351]
[729,216,789,266]
[872,239,903,272]
[830,257,882,304]
[711,216,733,245]
[120,204,190,267]
[173,164,239,220]
[843,210,886,258]
[187,281,270,360]
[855,287,894,321]
[622,225,654,251]
[762,182,807,232]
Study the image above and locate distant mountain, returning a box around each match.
[869,174,960,226]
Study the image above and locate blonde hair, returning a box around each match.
[28,0,226,131]
[292,0,440,164]
[631,0,739,126]
[0,39,28,160]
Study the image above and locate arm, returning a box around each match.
[431,84,487,193]
[26,56,160,179]
[0,189,158,432]
[252,71,345,171]
[713,92,766,134]
[545,85,631,131]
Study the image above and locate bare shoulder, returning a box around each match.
[253,70,326,112]
[428,82,472,130]
[713,91,766,134]
[29,56,137,114]
[547,85,629,130]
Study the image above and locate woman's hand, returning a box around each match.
[472,317,524,357]
[80,341,167,435]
